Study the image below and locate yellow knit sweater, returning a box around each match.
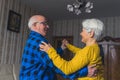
[47,44,104,80]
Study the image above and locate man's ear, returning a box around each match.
[31,24,38,31]
[33,23,39,30]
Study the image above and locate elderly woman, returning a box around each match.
[40,18,104,80]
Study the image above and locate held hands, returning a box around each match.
[87,64,97,77]
[39,42,52,52]
[61,39,69,50]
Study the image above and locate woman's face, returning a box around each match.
[80,28,90,43]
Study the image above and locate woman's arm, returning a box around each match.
[66,44,82,54]
[46,47,89,75]
[40,42,90,75]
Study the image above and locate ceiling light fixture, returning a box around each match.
[67,0,93,15]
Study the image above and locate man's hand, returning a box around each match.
[87,64,97,77]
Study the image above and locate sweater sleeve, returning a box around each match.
[47,47,89,75]
[66,44,81,54]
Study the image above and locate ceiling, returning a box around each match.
[21,0,120,21]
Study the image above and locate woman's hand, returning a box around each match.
[62,39,69,46]
[61,39,69,50]
[39,42,52,52]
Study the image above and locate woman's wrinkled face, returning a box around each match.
[80,28,90,43]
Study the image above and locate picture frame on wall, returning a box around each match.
[7,10,21,33]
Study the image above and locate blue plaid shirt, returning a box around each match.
[19,31,88,80]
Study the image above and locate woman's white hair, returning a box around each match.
[82,18,104,41]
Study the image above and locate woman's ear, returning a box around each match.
[89,30,94,38]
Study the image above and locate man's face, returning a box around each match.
[35,16,49,36]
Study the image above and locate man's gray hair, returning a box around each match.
[28,15,39,29]
[82,18,104,41]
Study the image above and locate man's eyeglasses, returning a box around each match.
[36,21,48,26]
[33,21,49,28]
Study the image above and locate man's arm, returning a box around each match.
[56,47,64,55]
